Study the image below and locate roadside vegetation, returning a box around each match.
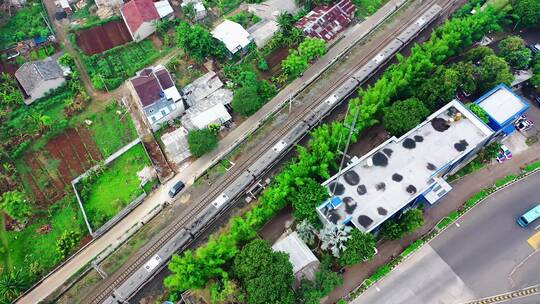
[163,5,506,303]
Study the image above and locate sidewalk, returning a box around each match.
[16,0,412,302]
[324,136,540,304]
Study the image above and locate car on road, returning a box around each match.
[168,181,185,198]
[496,144,512,163]
[517,203,540,227]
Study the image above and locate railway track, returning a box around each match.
[86,0,454,302]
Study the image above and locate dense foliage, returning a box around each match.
[296,255,343,304]
[291,178,329,225]
[532,57,540,88]
[226,64,277,116]
[55,230,80,259]
[228,11,261,28]
[232,239,295,304]
[0,191,32,224]
[383,98,430,136]
[176,22,228,62]
[188,128,219,157]
[338,229,376,266]
[165,7,504,297]
[512,0,540,28]
[0,269,30,303]
[498,36,532,69]
[380,208,424,240]
[0,2,49,48]
[282,38,326,78]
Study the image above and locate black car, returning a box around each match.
[168,181,185,198]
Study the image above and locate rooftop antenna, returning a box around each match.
[330,98,361,198]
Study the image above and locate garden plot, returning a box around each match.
[75,19,133,55]
[15,105,138,206]
[77,143,152,228]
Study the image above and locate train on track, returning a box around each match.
[103,4,442,303]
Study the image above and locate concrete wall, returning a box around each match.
[133,21,157,42]
[26,78,66,105]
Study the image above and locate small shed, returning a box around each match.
[295,0,356,41]
[272,231,320,286]
[475,84,529,135]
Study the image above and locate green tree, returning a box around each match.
[467,103,490,124]
[399,208,424,234]
[296,219,316,245]
[176,22,227,62]
[379,219,404,240]
[512,0,540,28]
[291,178,329,224]
[0,269,30,303]
[231,85,261,116]
[0,190,32,224]
[165,250,211,292]
[498,36,532,69]
[477,55,514,93]
[282,51,308,78]
[531,57,540,88]
[187,128,219,157]
[453,61,477,95]
[233,239,294,304]
[58,53,75,68]
[465,46,495,63]
[56,230,80,259]
[296,255,343,304]
[383,98,430,136]
[277,12,295,33]
[417,66,460,110]
[298,37,327,62]
[338,229,376,266]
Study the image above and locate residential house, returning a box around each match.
[295,0,356,41]
[181,99,232,131]
[182,71,225,107]
[212,20,254,56]
[130,65,184,131]
[121,0,174,42]
[15,52,69,105]
[247,0,301,48]
[181,0,207,20]
[317,85,528,233]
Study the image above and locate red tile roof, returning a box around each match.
[121,0,160,35]
[131,67,174,106]
[295,0,356,41]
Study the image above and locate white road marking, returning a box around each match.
[535,224,540,230]
[375,286,381,292]
[455,222,461,227]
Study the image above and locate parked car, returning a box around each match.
[496,144,512,163]
[168,180,185,198]
[515,115,534,132]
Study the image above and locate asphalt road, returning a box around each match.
[353,171,540,304]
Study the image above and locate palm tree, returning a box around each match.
[277,12,295,34]
[319,223,352,257]
[0,269,29,302]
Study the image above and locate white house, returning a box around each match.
[129,65,184,131]
[212,20,254,55]
[181,0,207,20]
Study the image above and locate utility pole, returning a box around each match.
[330,101,361,198]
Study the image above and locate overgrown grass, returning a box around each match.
[3,195,86,283]
[79,144,151,228]
[353,0,389,19]
[87,103,138,157]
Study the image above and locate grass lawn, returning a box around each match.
[79,143,151,228]
[87,103,138,157]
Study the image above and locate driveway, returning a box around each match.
[353,171,540,304]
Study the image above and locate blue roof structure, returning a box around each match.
[475,84,529,132]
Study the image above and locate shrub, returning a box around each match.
[187,128,219,157]
[467,103,490,123]
[498,36,532,69]
[56,230,81,259]
[339,229,376,266]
